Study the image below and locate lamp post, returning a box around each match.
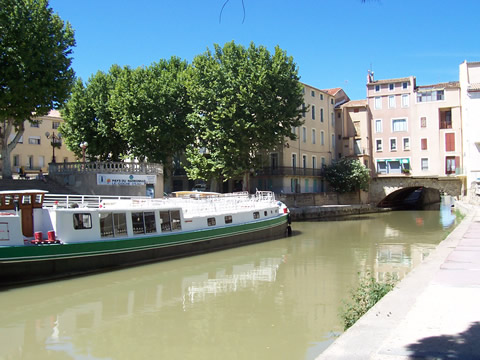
[45,131,61,163]
[80,142,88,166]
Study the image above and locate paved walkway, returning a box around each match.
[317,202,480,360]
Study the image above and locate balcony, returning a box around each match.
[256,166,325,177]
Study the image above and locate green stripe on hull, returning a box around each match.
[0,215,288,263]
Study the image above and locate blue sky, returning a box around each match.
[49,0,480,101]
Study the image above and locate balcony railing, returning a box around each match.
[50,161,163,175]
[256,166,325,177]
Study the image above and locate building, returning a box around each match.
[459,61,480,196]
[366,73,463,179]
[1,110,76,174]
[254,83,337,193]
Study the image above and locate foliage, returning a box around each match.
[61,58,192,164]
[323,158,370,193]
[61,66,127,161]
[340,272,396,331]
[0,0,75,177]
[185,41,304,183]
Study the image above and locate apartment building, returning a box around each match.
[459,61,480,193]
[1,110,76,174]
[255,83,337,193]
[366,73,462,178]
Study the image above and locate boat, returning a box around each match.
[0,190,291,287]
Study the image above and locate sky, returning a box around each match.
[49,0,480,101]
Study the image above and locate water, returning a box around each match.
[0,200,457,360]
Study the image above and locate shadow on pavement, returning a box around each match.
[407,322,480,359]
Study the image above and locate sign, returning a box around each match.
[97,174,156,186]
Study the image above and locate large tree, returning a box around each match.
[185,41,304,190]
[323,157,370,193]
[61,65,128,161]
[0,0,75,178]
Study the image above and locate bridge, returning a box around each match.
[369,176,464,207]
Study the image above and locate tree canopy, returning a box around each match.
[323,158,370,193]
[0,0,76,178]
[61,57,192,165]
[185,41,304,187]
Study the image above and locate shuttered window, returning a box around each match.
[445,133,455,151]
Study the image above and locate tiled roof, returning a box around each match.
[342,99,367,108]
[321,88,342,96]
[368,77,413,85]
[416,81,459,90]
[468,83,480,92]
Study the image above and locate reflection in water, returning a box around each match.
[0,199,458,360]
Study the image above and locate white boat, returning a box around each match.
[0,190,291,286]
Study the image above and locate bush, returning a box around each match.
[339,272,396,330]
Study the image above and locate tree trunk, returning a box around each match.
[242,171,250,193]
[1,120,24,180]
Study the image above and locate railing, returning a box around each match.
[43,194,149,208]
[49,161,163,175]
[256,166,325,177]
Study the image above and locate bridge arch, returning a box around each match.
[377,186,441,209]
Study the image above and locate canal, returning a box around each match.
[0,199,458,359]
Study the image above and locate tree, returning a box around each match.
[0,0,75,178]
[323,158,370,193]
[61,66,128,161]
[110,57,193,165]
[185,41,304,190]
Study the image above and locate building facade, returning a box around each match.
[1,110,77,174]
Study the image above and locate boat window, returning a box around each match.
[114,213,127,236]
[253,212,260,219]
[171,210,182,231]
[73,213,92,230]
[144,212,156,234]
[207,217,216,226]
[35,194,43,204]
[160,211,171,232]
[4,195,12,206]
[264,211,267,217]
[132,212,145,234]
[100,213,114,237]
[225,215,232,224]
[22,195,31,205]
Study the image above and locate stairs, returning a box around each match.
[0,177,77,194]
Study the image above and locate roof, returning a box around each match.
[416,81,460,90]
[368,77,413,85]
[468,83,480,92]
[300,82,331,96]
[342,99,367,108]
[321,88,342,96]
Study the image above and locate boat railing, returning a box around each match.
[43,194,149,209]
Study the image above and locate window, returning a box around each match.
[312,129,316,144]
[375,96,382,109]
[311,105,316,120]
[388,95,396,108]
[320,108,324,122]
[30,122,39,128]
[375,85,380,92]
[377,161,387,174]
[321,157,326,168]
[421,138,428,150]
[73,213,92,230]
[28,136,41,145]
[403,137,410,150]
[302,127,307,143]
[311,90,315,97]
[420,117,427,128]
[302,155,307,169]
[320,94,323,100]
[160,211,171,232]
[270,153,279,170]
[421,158,429,171]
[207,217,216,226]
[446,156,457,174]
[331,112,334,126]
[302,103,306,117]
[440,109,452,129]
[402,94,409,107]
[445,133,455,151]
[375,119,383,133]
[291,126,296,135]
[225,215,232,224]
[52,121,60,129]
[390,138,397,151]
[403,82,408,89]
[312,156,317,169]
[354,139,362,155]
[13,155,19,167]
[331,99,334,105]
[388,160,401,174]
[376,139,383,151]
[253,212,260,219]
[321,131,325,145]
[389,83,394,91]
[417,89,444,102]
[292,153,297,168]
[331,134,335,149]
[392,118,407,132]
[171,210,181,230]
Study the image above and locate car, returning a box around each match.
[191,183,207,192]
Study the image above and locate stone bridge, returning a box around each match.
[369,176,464,205]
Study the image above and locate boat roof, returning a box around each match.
[0,190,48,195]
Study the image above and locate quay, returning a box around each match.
[289,204,388,221]
[316,202,480,360]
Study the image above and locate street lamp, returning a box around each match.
[45,131,61,163]
[80,142,88,164]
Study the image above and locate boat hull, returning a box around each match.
[0,214,289,287]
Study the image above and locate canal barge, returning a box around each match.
[0,190,290,286]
